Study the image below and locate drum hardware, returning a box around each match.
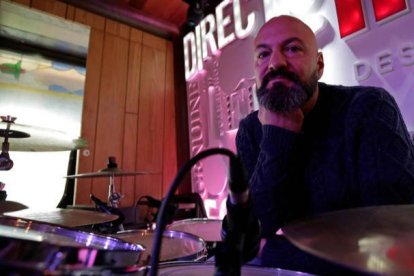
[66,156,150,209]
[282,204,414,275]
[90,193,126,234]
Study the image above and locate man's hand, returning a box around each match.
[258,106,304,133]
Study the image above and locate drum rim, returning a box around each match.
[116,229,207,247]
[114,229,208,263]
[0,216,144,252]
[168,218,223,226]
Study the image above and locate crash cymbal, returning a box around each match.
[3,208,118,227]
[282,205,414,275]
[0,121,87,152]
[66,167,149,178]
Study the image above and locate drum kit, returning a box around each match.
[1,116,414,275]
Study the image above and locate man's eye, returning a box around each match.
[257,51,270,59]
[285,45,303,54]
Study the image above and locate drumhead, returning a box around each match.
[0,216,144,270]
[142,261,315,276]
[115,229,207,264]
[167,218,223,242]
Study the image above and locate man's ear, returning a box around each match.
[317,52,324,79]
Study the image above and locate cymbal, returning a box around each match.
[0,121,87,151]
[0,200,28,214]
[66,167,149,178]
[282,205,414,275]
[3,208,118,227]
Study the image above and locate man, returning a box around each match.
[236,15,414,274]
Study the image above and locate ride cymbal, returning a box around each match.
[0,121,87,152]
[282,204,414,275]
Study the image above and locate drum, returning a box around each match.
[0,216,144,274]
[167,218,222,256]
[167,218,222,243]
[139,261,315,275]
[114,229,207,265]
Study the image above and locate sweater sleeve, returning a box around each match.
[348,88,414,205]
[236,115,302,237]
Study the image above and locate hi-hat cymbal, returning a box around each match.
[3,208,118,227]
[66,167,149,178]
[0,121,87,152]
[282,205,414,275]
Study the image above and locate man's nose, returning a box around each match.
[268,50,287,71]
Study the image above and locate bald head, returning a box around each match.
[255,15,319,56]
[253,15,324,113]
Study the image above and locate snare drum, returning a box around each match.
[114,229,207,265]
[140,261,315,275]
[0,216,144,274]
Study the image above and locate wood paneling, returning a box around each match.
[136,45,166,173]
[74,8,105,30]
[11,0,31,6]
[162,42,177,195]
[75,29,104,204]
[19,0,182,207]
[31,0,67,17]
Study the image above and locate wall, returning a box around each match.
[183,0,414,218]
[10,0,179,207]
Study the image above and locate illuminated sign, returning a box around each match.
[334,0,409,38]
[183,0,256,81]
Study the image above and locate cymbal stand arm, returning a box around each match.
[0,120,13,171]
[108,175,121,208]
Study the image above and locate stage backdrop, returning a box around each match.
[183,0,414,218]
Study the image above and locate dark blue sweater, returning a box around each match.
[236,82,414,274]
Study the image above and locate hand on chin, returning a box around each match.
[258,105,304,133]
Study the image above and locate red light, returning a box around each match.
[334,0,366,38]
[372,0,408,22]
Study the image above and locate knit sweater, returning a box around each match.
[236,82,414,273]
[237,82,414,235]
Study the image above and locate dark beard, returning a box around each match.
[256,68,318,113]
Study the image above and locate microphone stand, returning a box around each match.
[148,148,258,276]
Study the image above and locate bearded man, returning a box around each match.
[235,15,414,275]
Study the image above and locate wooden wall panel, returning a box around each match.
[106,19,131,40]
[75,29,104,204]
[91,33,129,201]
[31,0,67,17]
[136,174,163,201]
[121,113,138,206]
[125,41,142,114]
[136,45,166,174]
[162,42,178,195]
[11,0,31,6]
[18,0,181,208]
[74,8,105,30]
[65,5,75,20]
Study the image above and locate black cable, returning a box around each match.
[148,147,237,276]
